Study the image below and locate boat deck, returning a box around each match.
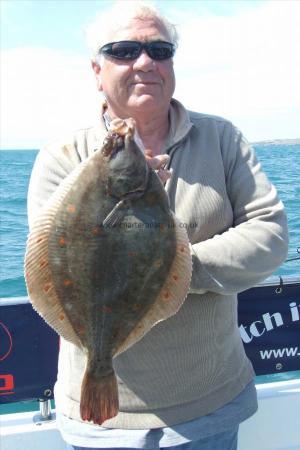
[1,379,300,450]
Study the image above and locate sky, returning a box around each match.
[1,0,300,149]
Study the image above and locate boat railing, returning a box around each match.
[0,296,59,420]
[1,275,299,420]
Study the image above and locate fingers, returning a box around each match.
[145,151,172,183]
[145,152,170,170]
[156,167,172,183]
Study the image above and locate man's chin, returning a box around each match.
[128,94,165,113]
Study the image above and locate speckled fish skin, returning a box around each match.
[25,121,192,425]
[49,131,177,416]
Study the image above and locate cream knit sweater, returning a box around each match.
[27,99,288,429]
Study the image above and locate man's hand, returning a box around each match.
[145,150,172,184]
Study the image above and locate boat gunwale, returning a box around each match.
[1,275,299,307]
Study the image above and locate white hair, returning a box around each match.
[85,0,179,61]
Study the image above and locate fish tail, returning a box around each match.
[80,370,119,425]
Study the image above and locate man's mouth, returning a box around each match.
[132,79,161,86]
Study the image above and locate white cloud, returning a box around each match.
[173,1,300,140]
[1,1,300,147]
[1,47,101,149]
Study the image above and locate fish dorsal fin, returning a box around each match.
[114,213,192,356]
[24,153,102,348]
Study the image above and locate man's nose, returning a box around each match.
[133,50,155,71]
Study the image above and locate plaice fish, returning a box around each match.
[24,118,192,425]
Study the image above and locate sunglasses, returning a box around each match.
[99,40,176,61]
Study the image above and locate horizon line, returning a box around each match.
[1,137,300,151]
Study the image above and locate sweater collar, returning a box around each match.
[165,98,193,150]
[93,98,193,151]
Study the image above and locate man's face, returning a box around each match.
[93,17,176,119]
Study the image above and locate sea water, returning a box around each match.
[0,144,299,412]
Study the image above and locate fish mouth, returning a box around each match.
[102,133,124,158]
[102,118,136,159]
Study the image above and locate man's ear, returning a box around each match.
[91,60,103,91]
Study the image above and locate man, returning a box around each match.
[27,2,288,449]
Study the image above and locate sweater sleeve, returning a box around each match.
[189,122,289,295]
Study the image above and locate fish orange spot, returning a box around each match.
[58,236,67,246]
[39,259,48,268]
[154,258,162,268]
[63,279,73,287]
[43,282,52,293]
[146,193,156,205]
[163,292,170,300]
[78,325,85,335]
[102,305,112,313]
[180,246,185,253]
[132,303,141,311]
[173,274,179,281]
[91,226,102,236]
[59,313,65,321]
[66,204,76,213]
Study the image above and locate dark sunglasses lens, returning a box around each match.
[147,42,174,60]
[106,42,140,60]
[101,41,175,61]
